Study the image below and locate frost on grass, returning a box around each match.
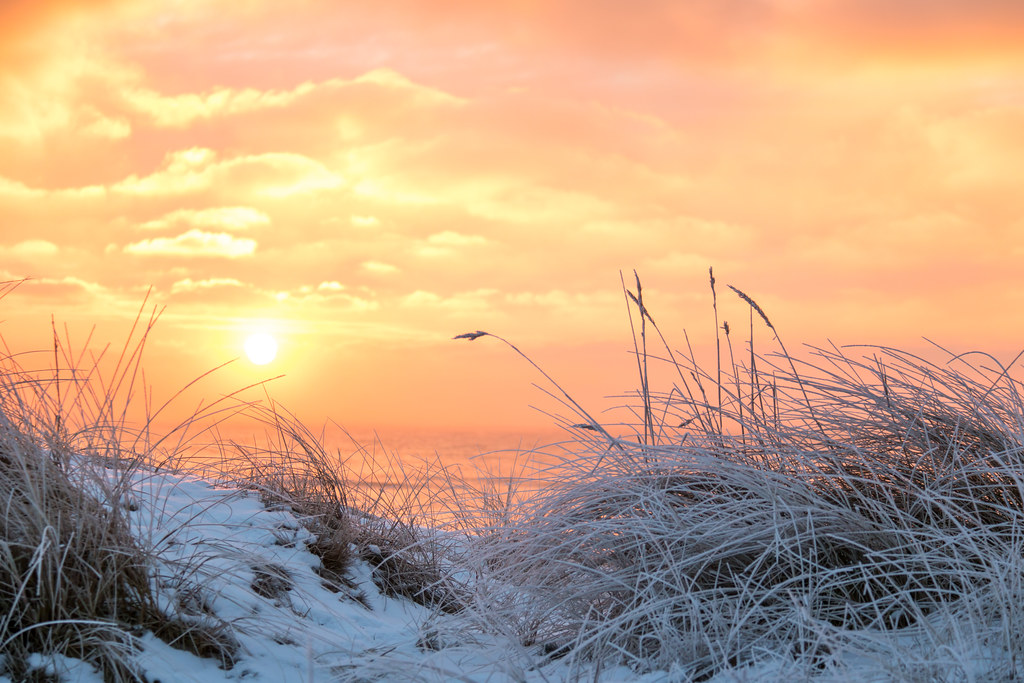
[452,280,1024,682]
[5,277,1024,682]
[0,411,154,682]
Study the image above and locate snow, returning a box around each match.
[1,463,658,682]
[4,461,1006,682]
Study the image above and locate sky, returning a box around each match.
[2,0,1024,436]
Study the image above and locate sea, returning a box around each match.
[167,421,578,523]
[327,425,574,517]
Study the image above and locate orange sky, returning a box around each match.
[2,0,1024,435]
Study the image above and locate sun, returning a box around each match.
[244,332,278,365]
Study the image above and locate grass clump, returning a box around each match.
[208,401,466,614]
[454,271,1024,680]
[0,411,153,682]
[0,287,158,680]
[0,292,245,681]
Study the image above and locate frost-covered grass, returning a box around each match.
[3,274,1024,682]
[449,272,1024,681]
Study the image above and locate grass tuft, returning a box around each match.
[453,273,1024,680]
[0,412,153,682]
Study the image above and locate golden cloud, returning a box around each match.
[170,277,246,294]
[504,289,617,310]
[273,281,378,310]
[401,288,498,311]
[416,231,490,258]
[1,0,1022,382]
[21,275,106,300]
[0,177,44,198]
[123,229,257,258]
[140,207,271,232]
[120,68,460,129]
[114,148,344,198]
[401,290,442,307]
[7,239,59,258]
[362,261,399,274]
[123,82,318,127]
[350,215,380,228]
[426,231,488,247]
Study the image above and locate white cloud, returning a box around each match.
[123,230,257,258]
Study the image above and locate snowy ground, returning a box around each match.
[1,463,671,683]
[6,459,1006,683]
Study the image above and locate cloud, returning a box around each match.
[0,177,44,198]
[122,229,257,258]
[123,82,317,127]
[426,231,488,247]
[21,275,106,300]
[1,0,1023,391]
[504,289,617,310]
[6,239,59,258]
[401,290,441,307]
[0,27,138,145]
[926,106,1024,191]
[165,277,263,305]
[120,69,461,128]
[400,288,498,311]
[140,207,271,232]
[114,148,344,198]
[272,281,378,310]
[362,261,398,274]
[170,277,245,294]
[416,231,489,258]
[79,106,131,139]
[353,68,464,104]
[113,147,215,195]
[350,215,380,228]
[467,186,613,225]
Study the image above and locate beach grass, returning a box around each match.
[450,271,1024,680]
[3,273,1024,681]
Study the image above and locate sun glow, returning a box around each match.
[244,332,278,365]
